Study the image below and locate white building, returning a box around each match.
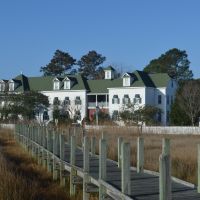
[0,67,177,125]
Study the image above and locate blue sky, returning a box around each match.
[0,0,200,79]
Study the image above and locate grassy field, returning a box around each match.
[0,129,86,200]
[87,126,200,184]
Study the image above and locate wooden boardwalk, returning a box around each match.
[14,125,200,200]
[64,144,200,200]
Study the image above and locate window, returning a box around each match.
[158,111,162,122]
[63,97,70,105]
[53,97,60,105]
[53,80,60,90]
[123,94,130,104]
[75,96,81,105]
[9,82,14,91]
[158,95,162,104]
[112,110,119,120]
[167,111,170,122]
[64,80,70,89]
[106,71,110,79]
[112,95,120,104]
[134,94,142,104]
[167,95,169,105]
[0,83,5,92]
[171,96,174,105]
[123,77,130,86]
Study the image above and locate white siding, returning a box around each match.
[41,90,87,121]
[108,87,146,116]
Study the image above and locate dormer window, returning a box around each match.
[63,77,71,90]
[53,79,60,90]
[123,73,132,86]
[0,82,5,92]
[104,66,115,80]
[9,81,15,91]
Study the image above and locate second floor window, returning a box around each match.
[123,94,130,104]
[167,95,169,105]
[53,97,60,105]
[158,95,162,104]
[63,97,70,105]
[134,94,142,104]
[112,95,120,104]
[75,96,82,105]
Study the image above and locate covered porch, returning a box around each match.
[87,94,109,108]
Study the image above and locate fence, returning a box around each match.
[10,124,200,199]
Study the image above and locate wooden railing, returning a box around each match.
[13,124,200,200]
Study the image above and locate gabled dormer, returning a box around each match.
[122,73,134,87]
[104,66,115,80]
[63,76,72,90]
[53,77,61,90]
[0,80,6,92]
[8,80,15,91]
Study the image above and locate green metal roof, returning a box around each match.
[11,71,171,93]
[149,73,171,87]
[104,66,116,71]
[13,74,87,92]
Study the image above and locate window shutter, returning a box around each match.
[112,98,114,104]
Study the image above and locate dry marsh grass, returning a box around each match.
[0,129,81,200]
[87,126,200,184]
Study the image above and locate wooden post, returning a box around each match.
[99,138,107,200]
[59,134,65,186]
[91,137,96,155]
[118,137,123,168]
[83,136,90,200]
[159,154,171,200]
[198,144,200,193]
[53,131,58,180]
[137,137,144,173]
[70,135,76,196]
[121,142,131,196]
[46,129,52,173]
[42,127,47,168]
[162,138,170,155]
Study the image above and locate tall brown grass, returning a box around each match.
[0,129,83,200]
[87,126,200,184]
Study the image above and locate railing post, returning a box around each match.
[53,131,58,180]
[159,138,171,200]
[118,137,123,168]
[159,154,171,200]
[83,136,90,200]
[162,138,170,155]
[91,136,96,155]
[121,142,131,196]
[59,134,65,186]
[99,138,107,200]
[198,144,200,193]
[42,126,47,168]
[70,135,76,196]
[137,137,144,173]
